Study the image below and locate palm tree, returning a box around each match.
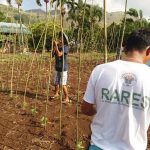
[76,0,90,26]
[7,0,22,10]
[127,8,138,18]
[139,9,143,20]
[16,0,22,8]
[89,5,102,24]
[36,0,42,6]
[44,0,49,17]
[139,9,143,27]
[6,0,11,5]
[36,0,49,16]
[7,0,23,48]
[89,5,102,50]
[116,0,128,60]
[7,0,42,7]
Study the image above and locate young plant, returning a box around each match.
[76,141,84,150]
[22,101,28,110]
[40,116,48,127]
[31,106,37,116]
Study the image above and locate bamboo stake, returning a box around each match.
[104,0,107,63]
[42,0,56,129]
[23,26,46,109]
[76,0,87,148]
[10,35,17,98]
[59,0,64,137]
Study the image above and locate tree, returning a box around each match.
[36,0,42,6]
[89,5,102,24]
[0,12,6,22]
[127,8,138,18]
[29,21,60,50]
[36,0,49,16]
[139,9,143,20]
[89,5,102,49]
[66,0,103,52]
[14,14,29,24]
[7,0,22,10]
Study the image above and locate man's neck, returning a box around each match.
[124,53,144,64]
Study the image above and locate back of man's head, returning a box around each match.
[125,29,150,52]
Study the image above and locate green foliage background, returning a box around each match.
[29,21,60,51]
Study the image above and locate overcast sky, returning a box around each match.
[0,0,150,18]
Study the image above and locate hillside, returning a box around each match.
[26,9,46,16]
[107,11,125,25]
[25,9,125,26]
[25,9,60,16]
[0,4,126,26]
[0,4,46,25]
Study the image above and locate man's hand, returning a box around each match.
[53,40,63,57]
[53,40,58,47]
[81,100,96,116]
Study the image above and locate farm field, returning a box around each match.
[0,52,150,150]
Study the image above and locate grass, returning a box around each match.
[0,52,116,63]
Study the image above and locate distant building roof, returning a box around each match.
[0,22,31,35]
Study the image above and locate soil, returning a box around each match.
[0,53,150,150]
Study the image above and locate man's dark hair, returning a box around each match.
[125,29,150,52]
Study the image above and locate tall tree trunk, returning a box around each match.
[18,4,24,52]
[42,2,48,53]
[117,0,128,60]
[46,3,48,18]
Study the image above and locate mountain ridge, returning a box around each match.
[0,4,125,25]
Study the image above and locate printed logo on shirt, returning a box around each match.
[121,73,137,87]
[101,88,150,111]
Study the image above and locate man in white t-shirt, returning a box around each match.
[82,29,150,150]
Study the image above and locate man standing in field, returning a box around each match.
[51,32,69,103]
[82,29,150,150]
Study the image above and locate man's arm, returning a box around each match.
[82,101,96,116]
[81,66,99,116]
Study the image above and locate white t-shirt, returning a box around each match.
[83,60,150,150]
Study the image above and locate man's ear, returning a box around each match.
[146,47,150,56]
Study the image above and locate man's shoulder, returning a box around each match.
[144,64,150,74]
[95,61,118,69]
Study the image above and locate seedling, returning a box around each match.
[76,141,84,150]
[22,101,28,110]
[31,106,37,116]
[40,116,48,127]
[54,134,62,141]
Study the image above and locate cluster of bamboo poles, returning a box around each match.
[0,0,128,149]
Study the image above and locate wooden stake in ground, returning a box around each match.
[76,0,87,149]
[104,0,107,63]
[59,0,65,137]
[23,27,46,109]
[10,35,17,97]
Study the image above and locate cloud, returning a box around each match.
[1,0,150,18]
[92,0,150,18]
[0,0,8,5]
